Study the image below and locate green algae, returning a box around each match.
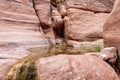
[6,62,38,80]
[16,62,29,80]
[26,62,38,80]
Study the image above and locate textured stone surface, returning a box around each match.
[63,0,114,43]
[64,9,109,41]
[103,0,120,52]
[92,47,117,65]
[38,55,119,80]
[0,59,16,80]
[33,0,55,45]
[0,0,49,45]
[65,0,114,12]
[103,0,120,76]
[67,39,104,52]
[52,6,63,36]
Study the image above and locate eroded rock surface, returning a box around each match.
[103,0,120,52]
[0,0,49,45]
[33,0,55,45]
[64,9,108,41]
[103,0,120,76]
[0,59,16,80]
[64,0,114,42]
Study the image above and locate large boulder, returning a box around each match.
[103,0,120,75]
[64,9,109,41]
[64,0,114,42]
[37,55,119,80]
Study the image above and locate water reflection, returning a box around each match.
[27,46,84,58]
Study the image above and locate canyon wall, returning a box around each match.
[0,0,49,45]
[0,0,114,46]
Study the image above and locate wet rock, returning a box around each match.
[37,55,119,80]
[0,59,16,80]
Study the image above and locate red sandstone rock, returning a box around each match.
[103,0,120,52]
[63,0,114,42]
[100,47,117,64]
[65,0,114,13]
[66,39,104,52]
[52,6,63,36]
[0,59,16,80]
[64,8,109,41]
[33,0,55,45]
[0,0,49,45]
[37,55,119,80]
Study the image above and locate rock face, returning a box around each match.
[37,55,119,80]
[0,0,115,46]
[65,0,114,12]
[33,0,56,45]
[0,1,51,79]
[93,47,117,65]
[64,9,108,41]
[103,0,120,75]
[64,0,114,42]
[0,0,49,45]
[0,59,16,80]
[103,0,120,52]
[0,43,30,80]
[67,39,104,52]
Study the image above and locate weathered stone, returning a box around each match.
[65,0,114,12]
[101,47,117,64]
[37,55,119,80]
[52,6,63,36]
[0,59,16,80]
[64,8,109,41]
[51,0,65,6]
[58,5,67,17]
[33,0,55,45]
[103,0,120,52]
[95,47,117,64]
[67,39,104,53]
[0,0,49,45]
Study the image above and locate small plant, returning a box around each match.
[94,45,101,52]
[80,43,83,52]
[60,38,66,50]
